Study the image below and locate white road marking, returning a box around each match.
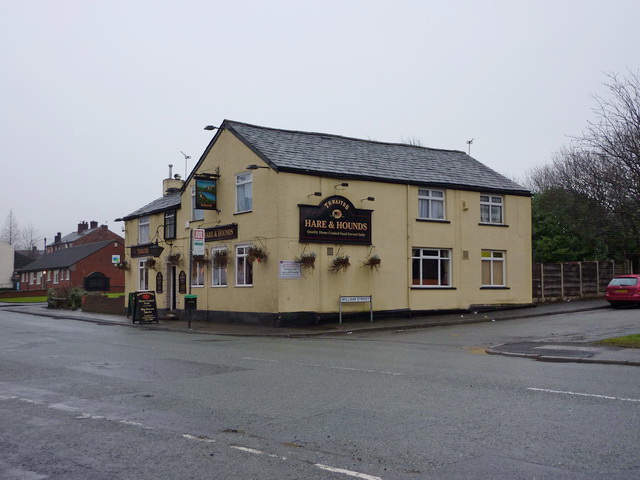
[528,387,640,403]
[182,434,216,443]
[314,463,383,480]
[230,445,284,459]
[242,356,403,376]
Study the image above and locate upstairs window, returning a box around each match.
[418,189,445,220]
[139,216,150,244]
[164,210,176,240]
[191,186,204,221]
[236,172,253,213]
[480,195,503,224]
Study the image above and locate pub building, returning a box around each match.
[117,120,532,326]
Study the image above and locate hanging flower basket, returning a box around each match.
[213,249,229,268]
[363,254,381,271]
[168,253,181,265]
[146,258,157,270]
[115,261,129,270]
[248,245,268,263]
[295,251,317,270]
[329,254,350,273]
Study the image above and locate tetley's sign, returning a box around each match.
[299,195,372,245]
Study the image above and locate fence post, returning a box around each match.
[561,262,565,300]
[579,261,583,298]
[540,263,545,301]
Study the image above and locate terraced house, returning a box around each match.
[118,120,532,326]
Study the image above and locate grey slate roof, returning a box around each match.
[222,120,530,196]
[18,240,114,272]
[120,190,181,221]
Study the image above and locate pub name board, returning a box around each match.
[299,195,372,245]
[130,244,153,258]
[204,223,238,242]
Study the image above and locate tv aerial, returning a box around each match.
[180,151,191,179]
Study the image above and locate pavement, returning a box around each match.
[2,298,640,366]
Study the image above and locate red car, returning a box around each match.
[606,274,640,307]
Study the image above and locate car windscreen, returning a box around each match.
[609,277,638,287]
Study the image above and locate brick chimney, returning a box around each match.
[90,220,98,229]
[77,221,89,234]
[163,164,184,196]
[55,232,61,244]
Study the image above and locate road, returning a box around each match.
[0,306,639,479]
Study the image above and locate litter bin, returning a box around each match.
[184,295,197,311]
[184,295,197,328]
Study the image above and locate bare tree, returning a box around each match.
[400,136,423,146]
[1,210,20,246]
[20,222,42,255]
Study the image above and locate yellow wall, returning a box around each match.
[122,129,532,318]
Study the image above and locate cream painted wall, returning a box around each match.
[0,241,14,288]
[122,129,532,317]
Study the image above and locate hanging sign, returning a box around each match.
[299,195,372,245]
[130,244,153,258]
[192,229,205,256]
[195,178,217,210]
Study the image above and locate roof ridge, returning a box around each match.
[222,119,467,155]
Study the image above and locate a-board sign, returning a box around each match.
[134,291,158,323]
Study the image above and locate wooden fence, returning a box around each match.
[533,260,632,302]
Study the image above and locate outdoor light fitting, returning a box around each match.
[335,182,349,188]
[204,125,219,131]
[361,197,375,201]
[246,164,269,170]
[148,241,164,258]
[308,192,322,197]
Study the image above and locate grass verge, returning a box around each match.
[0,297,47,303]
[597,334,640,348]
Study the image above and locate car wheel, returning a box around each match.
[609,301,621,309]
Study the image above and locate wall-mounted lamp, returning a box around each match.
[335,182,349,188]
[246,164,269,170]
[361,197,375,202]
[308,192,322,197]
[204,125,219,131]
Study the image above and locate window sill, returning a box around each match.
[190,285,205,288]
[234,210,252,216]
[480,286,510,290]
[478,223,509,227]
[411,286,457,290]
[235,285,253,288]
[211,285,228,288]
[416,219,450,224]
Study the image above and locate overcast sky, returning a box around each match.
[1,0,638,245]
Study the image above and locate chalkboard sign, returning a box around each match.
[134,291,158,324]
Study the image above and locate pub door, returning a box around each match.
[169,265,177,311]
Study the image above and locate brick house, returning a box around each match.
[18,240,125,293]
[47,221,123,253]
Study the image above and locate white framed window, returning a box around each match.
[235,245,253,286]
[139,216,150,244]
[138,259,149,290]
[53,270,59,284]
[191,259,205,287]
[29,272,34,284]
[236,172,253,213]
[418,189,445,220]
[211,247,228,287]
[65,269,70,280]
[482,250,506,287]
[480,195,504,224]
[191,185,204,221]
[412,248,451,287]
